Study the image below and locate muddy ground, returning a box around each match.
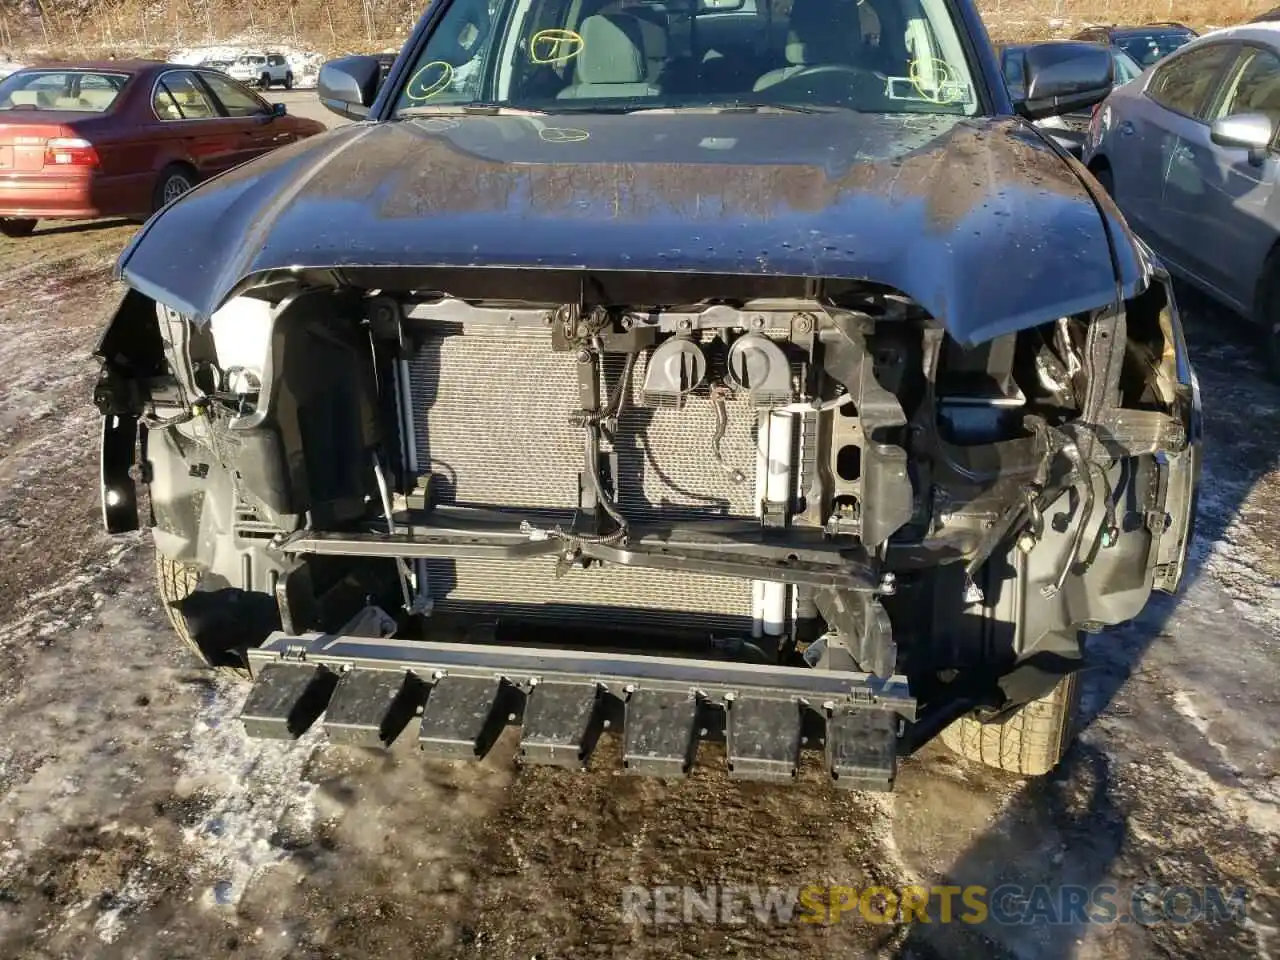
[0,213,1276,960]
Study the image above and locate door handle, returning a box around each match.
[1119,121,1136,136]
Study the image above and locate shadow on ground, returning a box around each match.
[26,218,135,238]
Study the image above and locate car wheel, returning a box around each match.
[153,165,195,213]
[0,217,37,238]
[284,72,293,90]
[260,72,271,89]
[156,552,251,679]
[940,637,1082,777]
[1255,251,1280,383]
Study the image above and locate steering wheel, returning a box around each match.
[761,63,884,105]
[784,64,877,82]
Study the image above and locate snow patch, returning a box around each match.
[175,676,323,906]
[170,42,325,89]
[1162,752,1280,841]
[93,865,159,944]
[1168,690,1234,769]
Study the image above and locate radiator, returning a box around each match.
[406,327,766,632]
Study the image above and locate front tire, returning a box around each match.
[940,668,1081,777]
[0,217,37,238]
[260,72,272,89]
[284,72,293,90]
[1255,251,1280,382]
[1268,322,1280,383]
[156,553,249,678]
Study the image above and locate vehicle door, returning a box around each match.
[1117,42,1236,265]
[1168,42,1280,310]
[195,71,288,165]
[150,69,239,179]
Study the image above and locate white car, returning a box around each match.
[226,53,293,90]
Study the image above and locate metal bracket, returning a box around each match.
[813,589,897,680]
[821,316,913,548]
[367,296,408,353]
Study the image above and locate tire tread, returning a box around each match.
[155,551,249,678]
[940,671,1080,777]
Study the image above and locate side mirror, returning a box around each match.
[1211,112,1273,164]
[1013,41,1115,121]
[318,55,382,120]
[271,102,287,117]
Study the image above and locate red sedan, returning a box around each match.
[0,59,327,236]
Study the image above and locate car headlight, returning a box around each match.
[209,296,273,396]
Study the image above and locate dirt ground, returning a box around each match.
[0,186,1278,958]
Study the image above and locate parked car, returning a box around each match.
[1074,22,1198,69]
[227,52,294,90]
[0,60,325,236]
[999,40,1142,155]
[1084,23,1280,377]
[94,0,1201,790]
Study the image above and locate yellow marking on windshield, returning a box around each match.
[405,61,455,101]
[908,58,966,105]
[530,29,586,65]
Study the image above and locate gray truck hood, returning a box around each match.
[116,110,1147,345]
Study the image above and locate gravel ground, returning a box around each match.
[0,212,1276,959]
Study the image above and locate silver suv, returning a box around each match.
[227,53,293,90]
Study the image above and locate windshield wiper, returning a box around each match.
[396,103,548,118]
[623,102,842,115]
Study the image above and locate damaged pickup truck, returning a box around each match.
[93,0,1201,789]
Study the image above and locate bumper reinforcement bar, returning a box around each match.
[242,632,916,790]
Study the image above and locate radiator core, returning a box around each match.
[407,327,764,632]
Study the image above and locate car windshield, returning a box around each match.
[239,56,266,65]
[0,70,128,112]
[390,0,981,116]
[1113,28,1195,68]
[1113,48,1142,83]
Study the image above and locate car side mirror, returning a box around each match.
[271,102,287,117]
[1210,113,1273,165]
[318,55,382,120]
[1012,41,1115,121]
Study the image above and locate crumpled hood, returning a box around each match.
[117,110,1146,345]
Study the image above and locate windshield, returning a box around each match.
[0,70,128,112]
[1112,48,1141,84]
[238,56,267,65]
[1114,28,1195,68]
[390,0,981,116]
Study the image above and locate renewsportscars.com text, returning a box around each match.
[620,883,1249,927]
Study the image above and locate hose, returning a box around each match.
[709,384,746,484]
[583,424,629,536]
